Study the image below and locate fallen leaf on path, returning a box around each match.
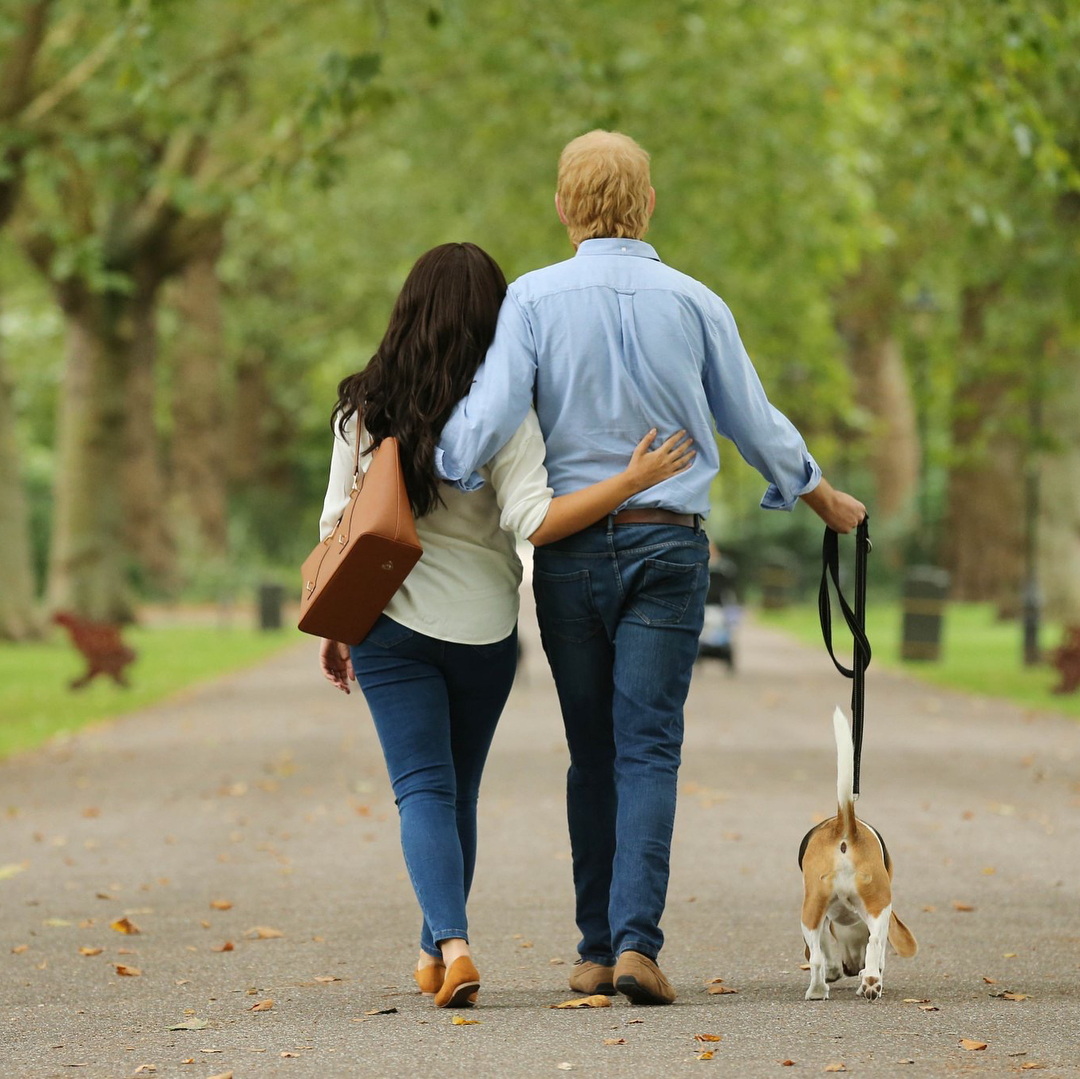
[551,995,612,1009]
[206,1073,232,1079]
[952,901,975,913]
[959,1039,988,1051]
[707,984,739,995]
[556,1066,573,1072]
[0,862,28,879]
[922,904,937,913]
[210,899,233,910]
[903,998,931,1004]
[798,963,810,971]
[167,1019,209,1031]
[603,1038,626,1045]
[43,918,72,927]
[896,1060,915,1065]
[249,1000,273,1012]
[12,944,28,954]
[313,975,340,983]
[1020,1064,1047,1070]
[199,1048,223,1053]
[550,958,565,965]
[451,1016,480,1025]
[982,866,996,875]
[212,942,234,952]
[695,1034,723,1042]
[780,1062,796,1068]
[704,977,725,985]
[115,964,141,976]
[36,959,48,970]
[1000,992,1028,1001]
[1003,952,1017,958]
[918,1005,939,1012]
[696,1050,715,1060]
[132,1065,155,1074]
[824,1066,846,1073]
[627,1019,644,1024]
[364,1007,397,1015]
[180,1060,193,1065]
[244,926,282,939]
[110,917,140,935]
[983,976,997,984]
[78,947,103,956]
[280,1051,299,1058]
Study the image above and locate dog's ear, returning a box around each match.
[888,911,918,957]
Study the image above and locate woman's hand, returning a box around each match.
[319,637,355,694]
[624,428,696,492]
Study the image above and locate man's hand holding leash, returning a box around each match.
[801,478,867,534]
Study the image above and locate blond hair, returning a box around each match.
[556,130,652,246]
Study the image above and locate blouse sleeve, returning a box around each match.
[318,414,366,542]
[486,410,554,540]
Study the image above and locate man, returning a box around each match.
[436,130,865,1004]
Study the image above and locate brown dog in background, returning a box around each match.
[797,708,917,1001]
[53,612,136,690]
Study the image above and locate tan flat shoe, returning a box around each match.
[414,961,446,995]
[435,956,480,1008]
[614,950,676,1005]
[569,959,616,996]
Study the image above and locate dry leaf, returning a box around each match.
[1001,992,1028,1001]
[952,901,975,913]
[1003,952,1017,958]
[132,1065,155,1074]
[451,1016,480,1025]
[627,1019,644,1024]
[695,1034,723,1042]
[520,940,534,948]
[697,1051,715,1060]
[918,1005,939,1012]
[114,964,141,976]
[780,1062,796,1068]
[550,958,566,965]
[12,944,29,954]
[0,862,28,880]
[314,975,340,983]
[982,976,997,985]
[43,918,72,927]
[903,998,930,1004]
[959,1039,988,1051]
[280,1052,298,1058]
[210,899,233,911]
[180,1060,193,1065]
[78,947,103,957]
[245,926,283,939]
[167,1019,208,1031]
[206,1073,232,1079]
[1020,1064,1048,1070]
[556,1066,573,1072]
[704,977,725,985]
[249,999,274,1012]
[824,1066,846,1073]
[550,995,612,1009]
[707,984,739,995]
[212,942,234,952]
[798,963,810,971]
[110,917,140,935]
[364,1007,398,1015]
[603,1038,626,1045]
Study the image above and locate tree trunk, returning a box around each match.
[942,284,1024,606]
[121,280,175,593]
[47,291,134,621]
[169,242,228,561]
[0,313,40,639]
[1039,350,1080,622]
[229,346,270,486]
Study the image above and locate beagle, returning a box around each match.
[797,708,917,1001]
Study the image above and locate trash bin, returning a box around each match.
[760,548,798,610]
[900,566,949,661]
[698,555,740,671]
[258,583,286,631]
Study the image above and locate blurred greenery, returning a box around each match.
[1,0,1078,643]
[0,623,300,758]
[758,601,1080,718]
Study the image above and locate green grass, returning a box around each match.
[758,601,1080,718]
[0,623,301,758]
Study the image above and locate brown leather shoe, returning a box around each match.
[413,961,445,996]
[568,959,616,996]
[614,951,676,1005]
[435,956,480,1008]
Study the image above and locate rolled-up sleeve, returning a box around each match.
[702,301,822,511]
[486,411,554,539]
[435,288,539,490]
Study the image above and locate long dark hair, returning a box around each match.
[333,243,508,518]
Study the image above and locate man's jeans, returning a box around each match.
[533,521,709,964]
[350,615,518,957]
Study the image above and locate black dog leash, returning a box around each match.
[818,518,872,797]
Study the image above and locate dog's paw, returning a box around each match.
[857,974,882,1001]
[805,982,829,1001]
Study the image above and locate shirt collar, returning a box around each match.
[575,238,661,261]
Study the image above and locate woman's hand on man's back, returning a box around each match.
[624,428,696,493]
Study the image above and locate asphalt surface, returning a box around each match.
[2,603,1078,1079]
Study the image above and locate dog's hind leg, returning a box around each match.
[856,904,890,1002]
[801,892,830,1000]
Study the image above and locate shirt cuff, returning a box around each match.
[759,455,823,512]
[434,446,486,492]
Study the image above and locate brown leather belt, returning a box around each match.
[593,509,697,529]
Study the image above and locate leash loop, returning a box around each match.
[818,517,872,797]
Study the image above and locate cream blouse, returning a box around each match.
[319,410,553,645]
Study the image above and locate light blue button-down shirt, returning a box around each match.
[435,238,821,518]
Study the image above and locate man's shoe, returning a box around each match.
[569,958,616,996]
[614,951,676,1005]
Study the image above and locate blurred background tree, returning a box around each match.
[1,0,1077,639]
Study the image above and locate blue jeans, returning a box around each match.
[350,615,518,957]
[534,522,709,965]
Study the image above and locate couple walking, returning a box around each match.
[318,131,865,1008]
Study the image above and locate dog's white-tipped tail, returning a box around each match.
[833,706,856,833]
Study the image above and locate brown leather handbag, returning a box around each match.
[298,421,423,645]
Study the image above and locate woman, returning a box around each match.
[317,243,693,1008]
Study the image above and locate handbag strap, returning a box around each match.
[351,408,366,493]
[818,518,872,796]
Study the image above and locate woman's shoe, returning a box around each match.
[414,961,446,996]
[434,956,480,1008]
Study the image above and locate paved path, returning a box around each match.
[2,605,1079,1079]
